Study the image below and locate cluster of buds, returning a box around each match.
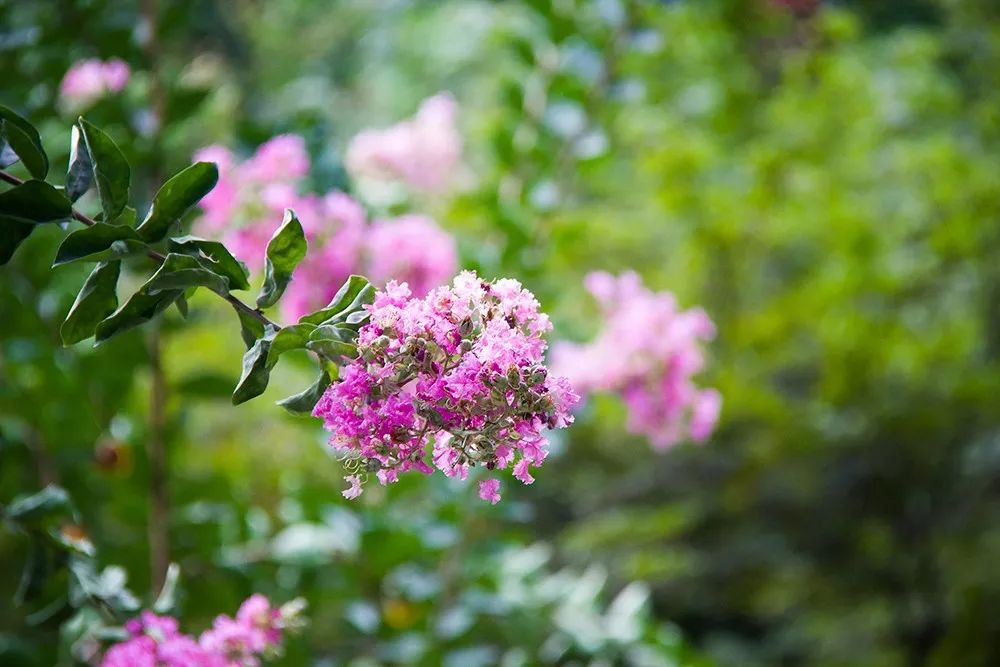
[313,272,578,503]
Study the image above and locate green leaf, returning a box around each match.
[143,252,230,296]
[61,261,121,345]
[65,125,93,202]
[306,324,358,361]
[0,180,72,225]
[169,235,250,290]
[78,119,130,223]
[267,323,317,368]
[152,563,180,614]
[1,120,22,168]
[237,309,266,348]
[232,326,277,405]
[14,540,49,606]
[5,485,73,524]
[94,289,182,345]
[0,220,34,265]
[52,223,146,266]
[278,372,333,415]
[136,162,218,242]
[298,275,373,325]
[0,105,48,179]
[256,209,306,309]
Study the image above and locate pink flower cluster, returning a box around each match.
[552,272,721,450]
[101,595,304,667]
[346,93,461,193]
[193,136,456,321]
[59,58,130,108]
[312,272,579,503]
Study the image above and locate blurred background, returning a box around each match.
[3,0,1000,665]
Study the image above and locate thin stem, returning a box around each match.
[146,326,170,590]
[0,168,277,329]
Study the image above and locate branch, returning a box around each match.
[0,168,278,330]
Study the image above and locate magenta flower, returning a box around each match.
[101,596,304,667]
[312,272,578,501]
[479,478,501,504]
[552,271,721,450]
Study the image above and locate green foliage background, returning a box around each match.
[3,0,1000,665]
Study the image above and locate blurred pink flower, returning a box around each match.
[365,214,457,298]
[346,92,461,193]
[59,58,131,108]
[551,271,721,450]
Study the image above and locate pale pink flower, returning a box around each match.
[552,271,721,450]
[365,214,457,298]
[346,92,461,193]
[479,478,501,504]
[59,58,131,108]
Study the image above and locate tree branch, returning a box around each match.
[0,168,278,330]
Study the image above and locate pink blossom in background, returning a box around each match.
[551,271,721,450]
[193,133,462,320]
[365,214,458,299]
[312,272,578,501]
[59,58,131,108]
[101,597,304,667]
[346,92,461,193]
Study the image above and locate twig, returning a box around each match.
[146,327,170,590]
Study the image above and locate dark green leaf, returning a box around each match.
[174,293,189,318]
[232,326,277,405]
[0,106,48,179]
[143,252,230,296]
[237,309,266,349]
[61,261,121,345]
[136,162,218,242]
[14,540,48,606]
[267,323,317,368]
[1,121,22,168]
[256,209,306,309]
[0,180,72,225]
[65,125,93,202]
[298,275,373,325]
[94,289,182,345]
[52,223,145,266]
[278,372,333,415]
[306,324,358,361]
[5,485,73,524]
[78,119,130,222]
[169,235,250,290]
[0,220,34,265]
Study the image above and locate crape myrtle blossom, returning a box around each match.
[551,271,721,450]
[193,135,457,321]
[345,92,461,193]
[59,58,130,109]
[312,272,579,502]
[101,595,306,667]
